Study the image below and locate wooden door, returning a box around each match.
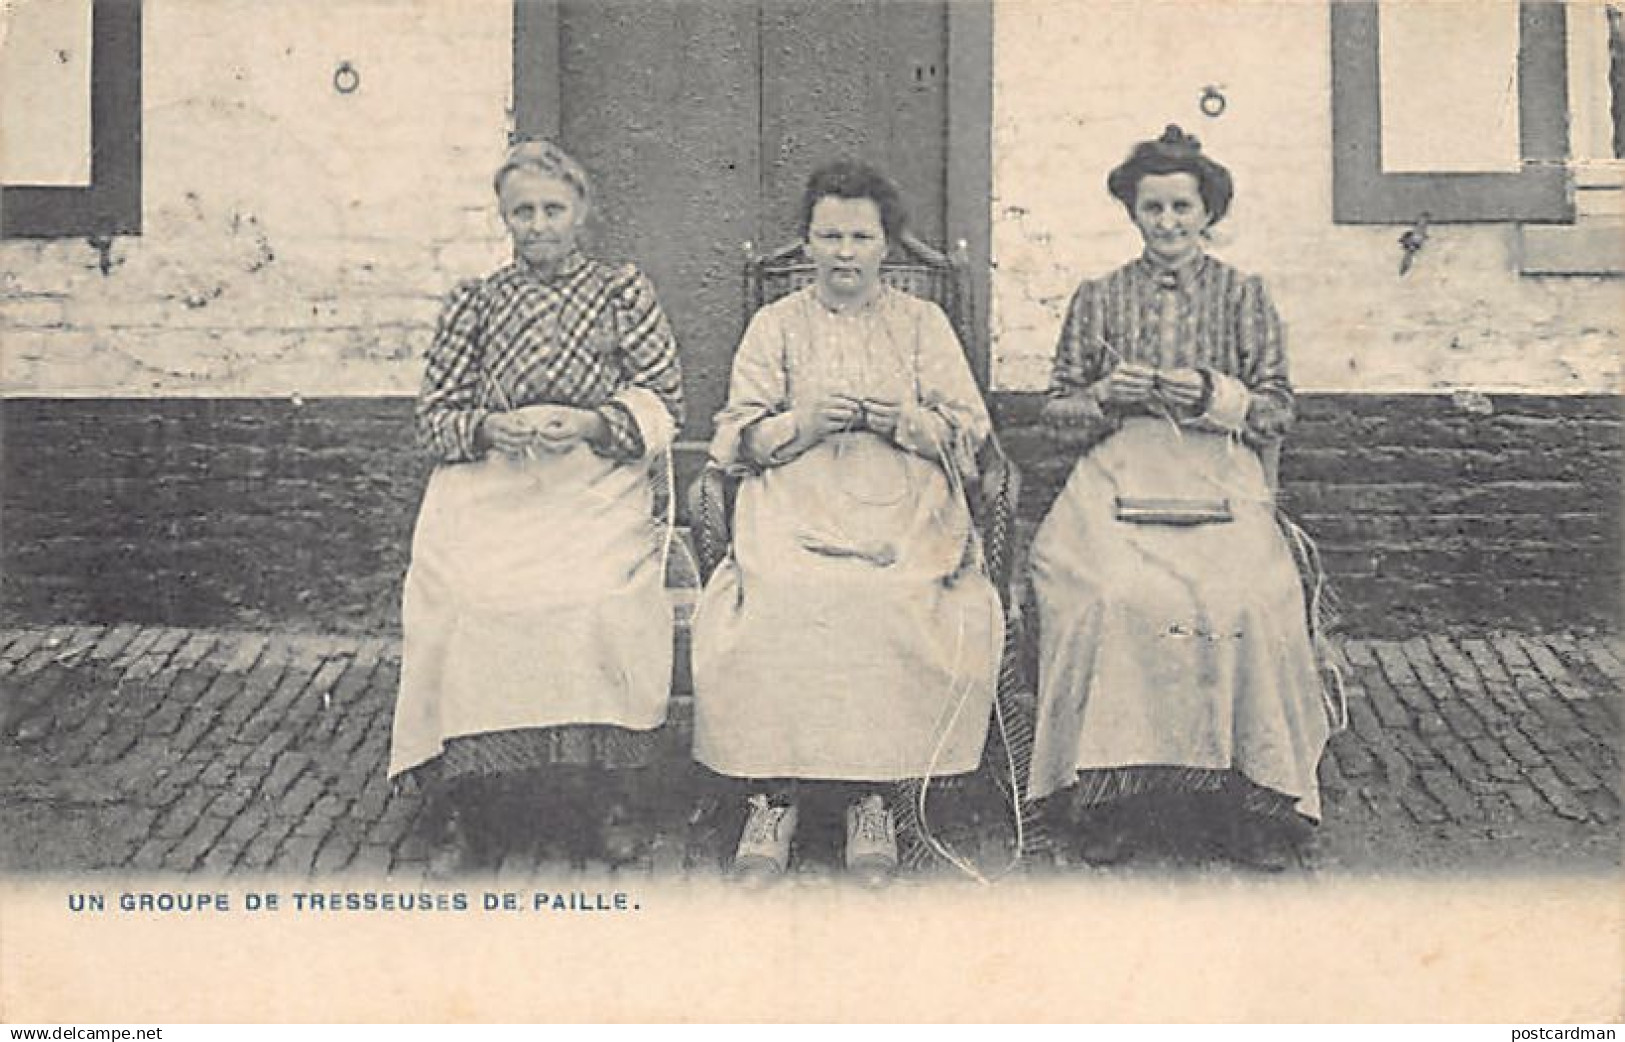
[517,0,954,441]
[757,0,950,247]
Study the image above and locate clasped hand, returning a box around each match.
[480,404,601,456]
[1044,364,1207,432]
[1095,363,1206,410]
[794,393,903,443]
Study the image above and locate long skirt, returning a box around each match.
[692,432,1002,782]
[1027,418,1329,821]
[388,444,673,781]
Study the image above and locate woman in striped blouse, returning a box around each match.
[388,140,685,874]
[1028,126,1330,871]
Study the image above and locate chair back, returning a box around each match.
[743,230,973,355]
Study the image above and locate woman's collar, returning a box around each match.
[516,248,589,282]
[1135,250,1208,290]
[812,281,886,315]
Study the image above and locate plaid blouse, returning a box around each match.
[1048,253,1293,449]
[417,251,685,463]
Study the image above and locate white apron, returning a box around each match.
[1028,418,1329,819]
[691,431,1002,781]
[388,442,673,778]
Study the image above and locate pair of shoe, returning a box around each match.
[547,791,651,867]
[731,792,898,887]
[426,783,649,875]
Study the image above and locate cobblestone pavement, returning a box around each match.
[0,623,1618,881]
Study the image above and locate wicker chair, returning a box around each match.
[687,232,1041,870]
[691,231,1017,593]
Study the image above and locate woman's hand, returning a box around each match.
[1091,362,1156,407]
[793,394,864,445]
[1154,367,1208,413]
[858,397,901,439]
[519,404,605,452]
[478,412,539,457]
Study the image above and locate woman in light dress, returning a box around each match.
[691,161,1003,885]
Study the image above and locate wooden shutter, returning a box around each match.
[1331,1,1573,224]
[1,0,142,238]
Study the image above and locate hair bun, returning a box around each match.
[1157,125,1201,154]
[1106,124,1234,225]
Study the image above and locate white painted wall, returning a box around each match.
[3,0,1617,398]
[990,0,1621,394]
[1,0,511,396]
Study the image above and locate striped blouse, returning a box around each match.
[417,250,685,464]
[1047,253,1293,449]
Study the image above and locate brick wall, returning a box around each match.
[0,2,1617,640]
[1,399,425,632]
[3,393,1618,637]
[7,1,1616,402]
[997,392,1622,634]
[978,2,1622,636]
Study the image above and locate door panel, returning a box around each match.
[526,0,951,438]
[758,0,948,247]
[558,0,761,437]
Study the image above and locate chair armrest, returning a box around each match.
[689,436,1021,594]
[971,434,1021,606]
[688,463,738,585]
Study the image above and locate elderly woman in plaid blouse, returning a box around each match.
[1030,127,1330,871]
[389,140,685,873]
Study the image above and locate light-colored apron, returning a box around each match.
[389,437,673,779]
[692,431,1003,781]
[1028,417,1329,819]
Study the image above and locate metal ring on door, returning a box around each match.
[334,61,360,95]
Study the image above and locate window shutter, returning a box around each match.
[1,0,142,239]
[1332,0,1573,224]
